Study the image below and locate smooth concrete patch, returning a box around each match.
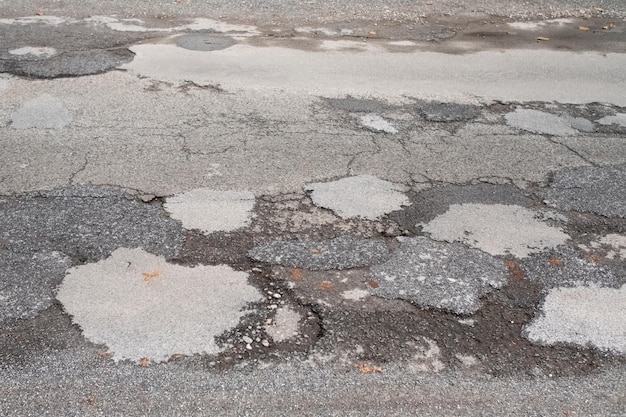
[422,204,570,258]
[0,249,71,322]
[121,46,626,106]
[359,114,398,133]
[10,94,71,129]
[597,113,626,128]
[305,175,410,220]
[369,237,508,315]
[164,188,255,235]
[248,237,390,270]
[418,101,478,122]
[525,285,626,354]
[174,33,237,51]
[0,185,184,262]
[539,165,626,218]
[265,306,301,343]
[504,108,578,136]
[57,248,263,363]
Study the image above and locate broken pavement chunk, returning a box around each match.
[369,236,507,315]
[248,236,390,270]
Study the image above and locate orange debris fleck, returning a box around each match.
[143,268,163,282]
[354,363,382,374]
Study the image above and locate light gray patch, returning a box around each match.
[418,101,478,122]
[539,164,626,218]
[306,175,410,220]
[568,117,595,133]
[0,250,71,323]
[369,237,507,315]
[248,236,390,270]
[505,108,578,136]
[174,33,237,51]
[10,94,71,129]
[359,114,398,133]
[324,96,386,113]
[422,204,570,258]
[265,306,301,343]
[597,113,626,128]
[389,183,531,233]
[57,248,263,363]
[0,48,134,78]
[524,285,626,354]
[519,246,624,289]
[164,188,255,235]
[8,46,57,57]
[0,185,184,262]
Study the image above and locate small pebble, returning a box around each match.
[261,339,270,347]
[242,336,253,344]
[272,293,282,299]
[246,344,252,350]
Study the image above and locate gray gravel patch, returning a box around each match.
[418,101,478,122]
[324,96,387,113]
[248,236,390,270]
[0,185,184,262]
[519,246,624,290]
[369,237,508,315]
[0,249,71,323]
[0,48,135,78]
[174,33,237,51]
[539,164,626,218]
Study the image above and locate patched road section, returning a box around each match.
[525,285,626,354]
[422,204,570,258]
[0,185,184,261]
[0,250,70,322]
[369,237,507,315]
[164,188,255,235]
[57,248,263,363]
[306,175,410,220]
[539,164,626,218]
[9,94,72,129]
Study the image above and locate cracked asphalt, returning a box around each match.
[1,1,626,415]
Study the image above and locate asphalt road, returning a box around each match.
[1,1,626,415]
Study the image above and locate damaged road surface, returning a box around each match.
[1,1,626,416]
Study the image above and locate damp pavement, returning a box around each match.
[1,2,626,416]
